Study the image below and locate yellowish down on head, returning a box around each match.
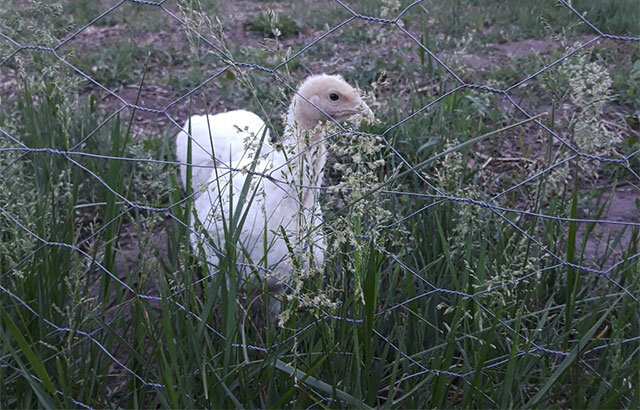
[287,74,373,134]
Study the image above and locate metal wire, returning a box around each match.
[0,0,638,407]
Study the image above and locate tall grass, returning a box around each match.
[1,73,637,408]
[1,0,639,408]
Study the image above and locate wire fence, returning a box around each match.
[1,0,639,407]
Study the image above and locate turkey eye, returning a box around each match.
[329,92,340,101]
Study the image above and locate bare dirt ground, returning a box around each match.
[580,186,639,265]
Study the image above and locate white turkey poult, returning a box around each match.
[175,74,373,289]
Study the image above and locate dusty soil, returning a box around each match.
[580,185,639,266]
[454,38,565,71]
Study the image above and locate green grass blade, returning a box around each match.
[274,359,374,410]
[525,294,624,408]
[565,169,579,347]
[0,306,60,407]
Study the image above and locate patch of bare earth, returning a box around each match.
[580,186,639,266]
[449,38,558,71]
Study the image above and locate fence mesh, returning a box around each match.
[1,0,639,407]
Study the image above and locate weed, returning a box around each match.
[243,10,301,39]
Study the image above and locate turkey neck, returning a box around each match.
[282,106,328,210]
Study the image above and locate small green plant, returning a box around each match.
[243,10,300,39]
[617,58,640,111]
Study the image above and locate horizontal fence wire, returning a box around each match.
[0,0,638,407]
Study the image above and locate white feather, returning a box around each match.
[175,110,270,192]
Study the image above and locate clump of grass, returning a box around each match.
[521,44,621,195]
[281,113,393,314]
[566,47,619,157]
[0,1,69,48]
[243,10,300,39]
[0,138,40,276]
[616,58,640,112]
